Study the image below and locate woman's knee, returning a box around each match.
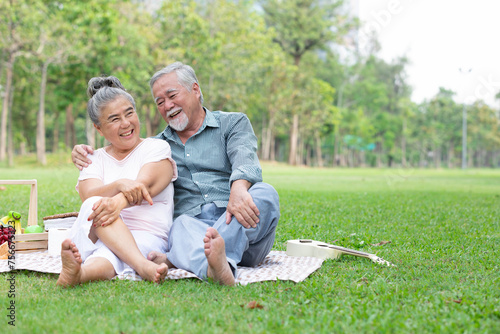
[80,196,103,214]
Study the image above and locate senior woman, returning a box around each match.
[57,76,176,287]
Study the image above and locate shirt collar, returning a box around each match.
[160,107,218,142]
[203,108,219,129]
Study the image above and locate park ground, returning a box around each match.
[0,155,499,333]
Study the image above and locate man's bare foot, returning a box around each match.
[147,251,175,268]
[147,251,167,264]
[136,261,168,284]
[57,239,83,287]
[204,227,235,286]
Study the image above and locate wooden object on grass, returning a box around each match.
[0,180,48,253]
[286,239,395,266]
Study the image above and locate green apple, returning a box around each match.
[24,225,44,233]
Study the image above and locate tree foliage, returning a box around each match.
[0,0,499,168]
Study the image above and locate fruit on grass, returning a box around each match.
[1,211,22,235]
[0,225,16,248]
[24,225,44,233]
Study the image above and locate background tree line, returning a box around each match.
[1,0,499,168]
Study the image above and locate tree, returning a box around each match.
[0,0,42,161]
[33,1,77,164]
[299,78,337,166]
[467,101,500,167]
[261,0,355,165]
[257,57,296,161]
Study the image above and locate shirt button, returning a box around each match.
[186,153,190,157]
[204,194,208,198]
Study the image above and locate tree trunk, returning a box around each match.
[432,140,438,168]
[19,141,26,156]
[144,105,162,138]
[435,149,441,168]
[376,140,383,167]
[419,141,426,167]
[305,144,311,166]
[333,81,345,167]
[333,127,340,167]
[65,104,76,149]
[270,136,276,161]
[447,141,454,168]
[262,112,275,161]
[297,137,303,165]
[262,117,270,160]
[148,105,162,137]
[360,151,366,167]
[36,62,49,165]
[288,113,299,165]
[52,111,60,153]
[86,115,96,148]
[401,116,407,167]
[145,105,152,138]
[1,55,15,161]
[7,84,14,166]
[315,132,323,167]
[481,149,487,167]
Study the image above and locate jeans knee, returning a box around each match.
[250,183,280,213]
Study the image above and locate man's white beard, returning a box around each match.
[169,112,189,131]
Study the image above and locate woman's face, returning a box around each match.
[95,96,141,153]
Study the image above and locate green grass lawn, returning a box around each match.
[1,158,499,333]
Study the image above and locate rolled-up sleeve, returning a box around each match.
[226,113,263,185]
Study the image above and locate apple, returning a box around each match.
[24,225,44,233]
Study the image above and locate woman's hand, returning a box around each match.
[88,194,128,228]
[116,179,153,206]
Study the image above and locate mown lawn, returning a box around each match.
[1,156,499,333]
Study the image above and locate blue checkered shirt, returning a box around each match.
[156,108,262,218]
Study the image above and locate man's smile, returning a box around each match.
[168,109,182,118]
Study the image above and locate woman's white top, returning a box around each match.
[77,138,177,241]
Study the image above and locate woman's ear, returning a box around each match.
[94,123,104,137]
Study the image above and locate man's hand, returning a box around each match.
[88,194,128,228]
[116,179,153,206]
[72,144,94,171]
[226,180,260,228]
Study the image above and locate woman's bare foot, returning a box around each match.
[136,261,168,284]
[155,263,169,283]
[204,227,235,286]
[57,239,83,287]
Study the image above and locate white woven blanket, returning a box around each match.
[0,251,324,286]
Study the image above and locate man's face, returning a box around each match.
[152,72,202,132]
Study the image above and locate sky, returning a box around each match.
[356,0,500,107]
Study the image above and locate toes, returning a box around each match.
[147,252,157,261]
[155,264,168,283]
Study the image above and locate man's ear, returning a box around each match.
[192,83,201,98]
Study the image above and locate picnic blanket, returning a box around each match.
[0,251,324,286]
